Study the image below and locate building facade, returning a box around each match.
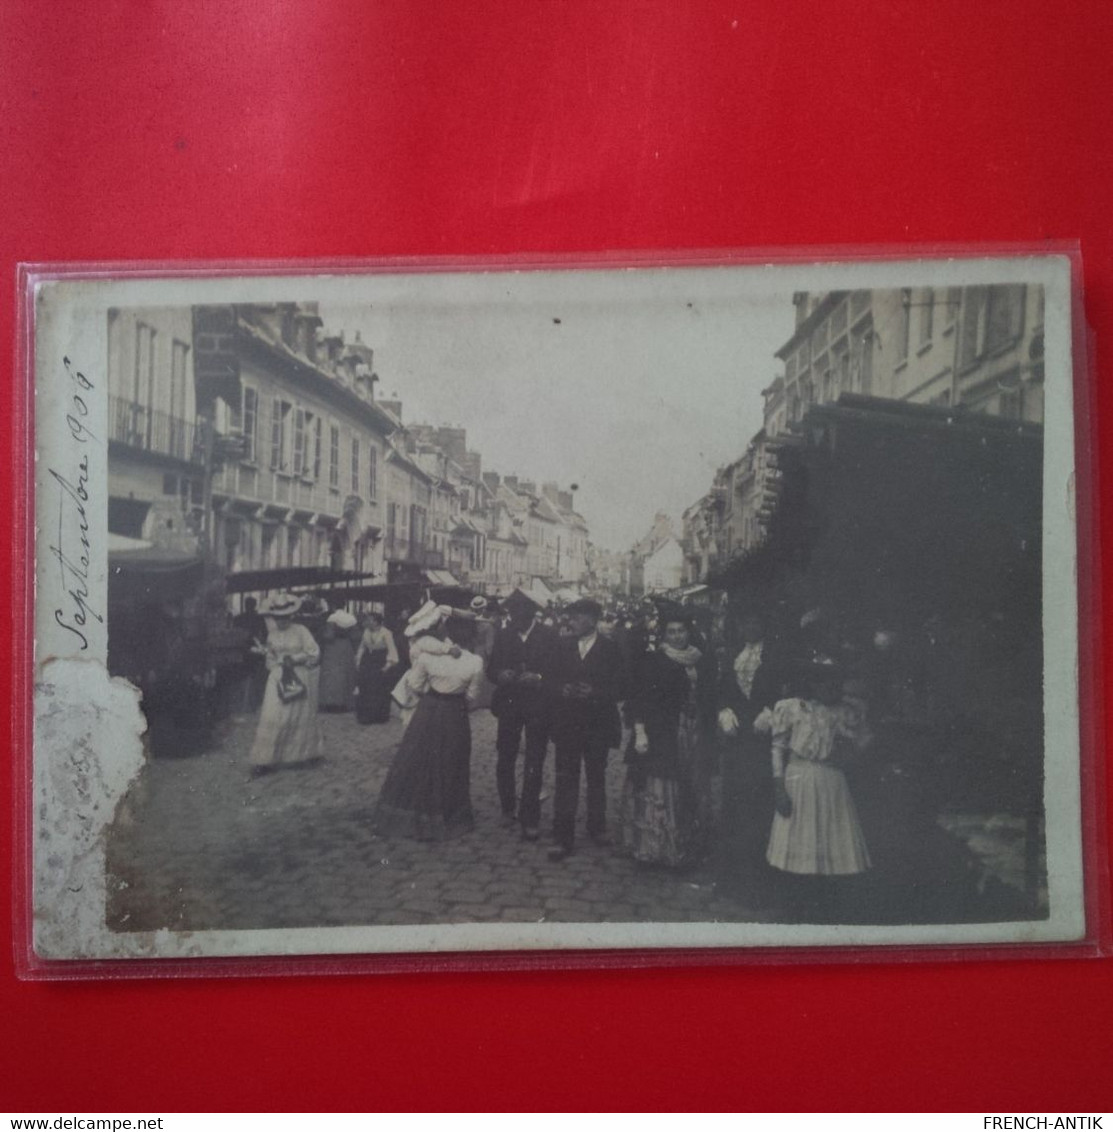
[107,306,204,553]
[195,303,397,581]
[775,284,1044,428]
[679,282,1046,588]
[108,301,594,605]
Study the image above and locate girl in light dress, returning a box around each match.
[757,660,872,921]
[247,592,323,776]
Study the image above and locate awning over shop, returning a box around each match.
[424,569,460,587]
[675,583,710,601]
[524,578,555,605]
[224,566,378,594]
[304,577,473,607]
[109,547,206,602]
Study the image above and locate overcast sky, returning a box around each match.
[321,267,796,551]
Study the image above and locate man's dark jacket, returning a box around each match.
[547,634,625,749]
[487,622,559,720]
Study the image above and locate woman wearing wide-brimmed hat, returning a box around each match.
[247,592,322,774]
[373,602,485,840]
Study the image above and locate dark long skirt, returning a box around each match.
[356,649,393,724]
[319,638,356,711]
[373,691,474,840]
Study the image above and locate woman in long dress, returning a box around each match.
[621,613,715,867]
[248,592,323,775]
[318,610,358,712]
[763,661,872,920]
[373,603,485,841]
[354,611,399,724]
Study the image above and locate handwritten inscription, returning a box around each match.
[48,357,102,651]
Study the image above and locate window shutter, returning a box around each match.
[960,287,986,366]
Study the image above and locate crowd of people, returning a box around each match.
[229,583,909,920]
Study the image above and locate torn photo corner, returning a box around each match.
[24,253,1090,968]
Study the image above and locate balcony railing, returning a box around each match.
[384,536,440,568]
[110,396,202,464]
[384,534,409,561]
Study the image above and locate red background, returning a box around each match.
[2,0,1112,1113]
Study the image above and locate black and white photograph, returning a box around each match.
[29,256,1084,962]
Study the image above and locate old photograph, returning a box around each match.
[28,256,1084,963]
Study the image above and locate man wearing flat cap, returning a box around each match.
[546,597,625,860]
[487,589,558,839]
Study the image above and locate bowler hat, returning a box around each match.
[564,598,603,620]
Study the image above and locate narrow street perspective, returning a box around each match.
[95,274,1052,954]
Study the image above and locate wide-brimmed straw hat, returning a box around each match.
[404,600,452,638]
[469,595,488,613]
[326,609,358,630]
[263,592,303,618]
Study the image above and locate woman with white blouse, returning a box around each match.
[354,610,400,723]
[373,603,485,840]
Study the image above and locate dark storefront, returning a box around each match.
[713,394,1045,920]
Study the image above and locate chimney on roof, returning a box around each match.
[379,400,403,422]
[503,475,519,491]
[434,427,469,466]
[463,451,482,481]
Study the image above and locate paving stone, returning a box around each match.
[400,899,450,916]
[448,902,501,919]
[483,882,538,901]
[543,896,594,914]
[496,906,546,921]
[371,910,420,925]
[578,885,623,904]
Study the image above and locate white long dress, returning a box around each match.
[248,622,323,767]
[765,697,871,876]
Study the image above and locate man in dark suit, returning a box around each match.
[232,596,269,713]
[546,598,625,861]
[716,612,785,899]
[488,591,559,840]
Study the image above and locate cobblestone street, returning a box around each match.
[107,707,774,934]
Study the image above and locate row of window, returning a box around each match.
[790,285,1027,381]
[121,321,192,422]
[894,287,964,361]
[781,285,1035,427]
[229,387,380,499]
